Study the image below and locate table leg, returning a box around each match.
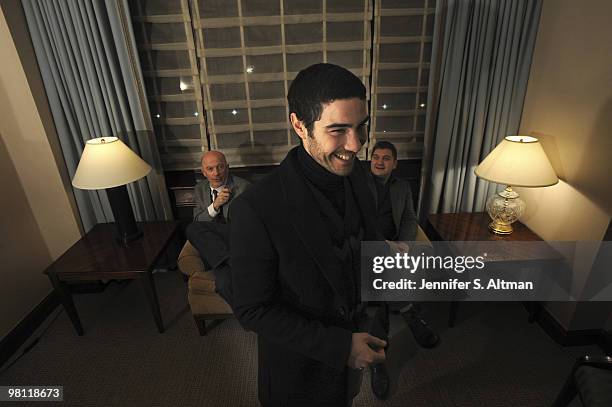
[141,272,164,333]
[48,274,84,336]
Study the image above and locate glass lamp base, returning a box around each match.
[485,186,526,235]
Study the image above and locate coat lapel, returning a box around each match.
[226,175,236,214]
[202,179,212,207]
[389,178,405,233]
[278,148,349,305]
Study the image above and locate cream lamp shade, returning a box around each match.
[474,135,558,187]
[72,137,151,189]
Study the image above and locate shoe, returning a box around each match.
[403,310,440,349]
[370,363,390,400]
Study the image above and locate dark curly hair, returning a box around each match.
[287,63,366,135]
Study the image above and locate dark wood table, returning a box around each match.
[44,221,179,335]
[426,212,545,242]
[425,212,561,326]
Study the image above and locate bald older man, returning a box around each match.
[193,151,251,223]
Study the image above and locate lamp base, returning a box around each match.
[488,220,514,235]
[115,227,143,246]
[106,185,142,247]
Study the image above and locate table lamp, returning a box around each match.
[474,135,558,235]
[72,137,151,245]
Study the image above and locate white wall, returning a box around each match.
[518,0,612,330]
[0,6,80,338]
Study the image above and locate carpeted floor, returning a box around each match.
[0,270,602,406]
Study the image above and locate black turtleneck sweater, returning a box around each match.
[297,145,346,217]
[296,146,362,308]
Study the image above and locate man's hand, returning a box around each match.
[347,332,387,370]
[386,240,410,254]
[213,186,232,211]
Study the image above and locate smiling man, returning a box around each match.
[230,64,387,406]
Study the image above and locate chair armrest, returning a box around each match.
[552,355,612,407]
[415,225,432,245]
[177,241,206,278]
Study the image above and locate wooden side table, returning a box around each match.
[425,212,561,327]
[44,221,179,335]
[426,212,545,242]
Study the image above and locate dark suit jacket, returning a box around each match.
[366,173,418,241]
[230,148,380,406]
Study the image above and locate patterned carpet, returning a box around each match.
[0,270,602,406]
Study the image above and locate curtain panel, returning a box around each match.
[22,0,173,232]
[418,0,542,220]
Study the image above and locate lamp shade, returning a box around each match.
[474,135,559,187]
[72,137,151,190]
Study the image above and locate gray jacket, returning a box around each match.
[366,172,418,241]
[193,174,251,222]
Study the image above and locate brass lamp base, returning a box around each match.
[488,220,514,235]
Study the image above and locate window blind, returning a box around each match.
[131,0,434,169]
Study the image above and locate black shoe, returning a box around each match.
[370,363,390,400]
[404,311,440,349]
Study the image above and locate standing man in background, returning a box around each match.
[366,140,440,399]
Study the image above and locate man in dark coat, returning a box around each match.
[230,63,387,406]
[366,141,440,399]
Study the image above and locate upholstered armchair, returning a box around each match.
[552,354,612,407]
[177,241,233,335]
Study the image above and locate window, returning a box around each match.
[131,0,435,168]
[371,0,435,159]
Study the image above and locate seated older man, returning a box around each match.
[193,150,250,223]
[188,150,250,304]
